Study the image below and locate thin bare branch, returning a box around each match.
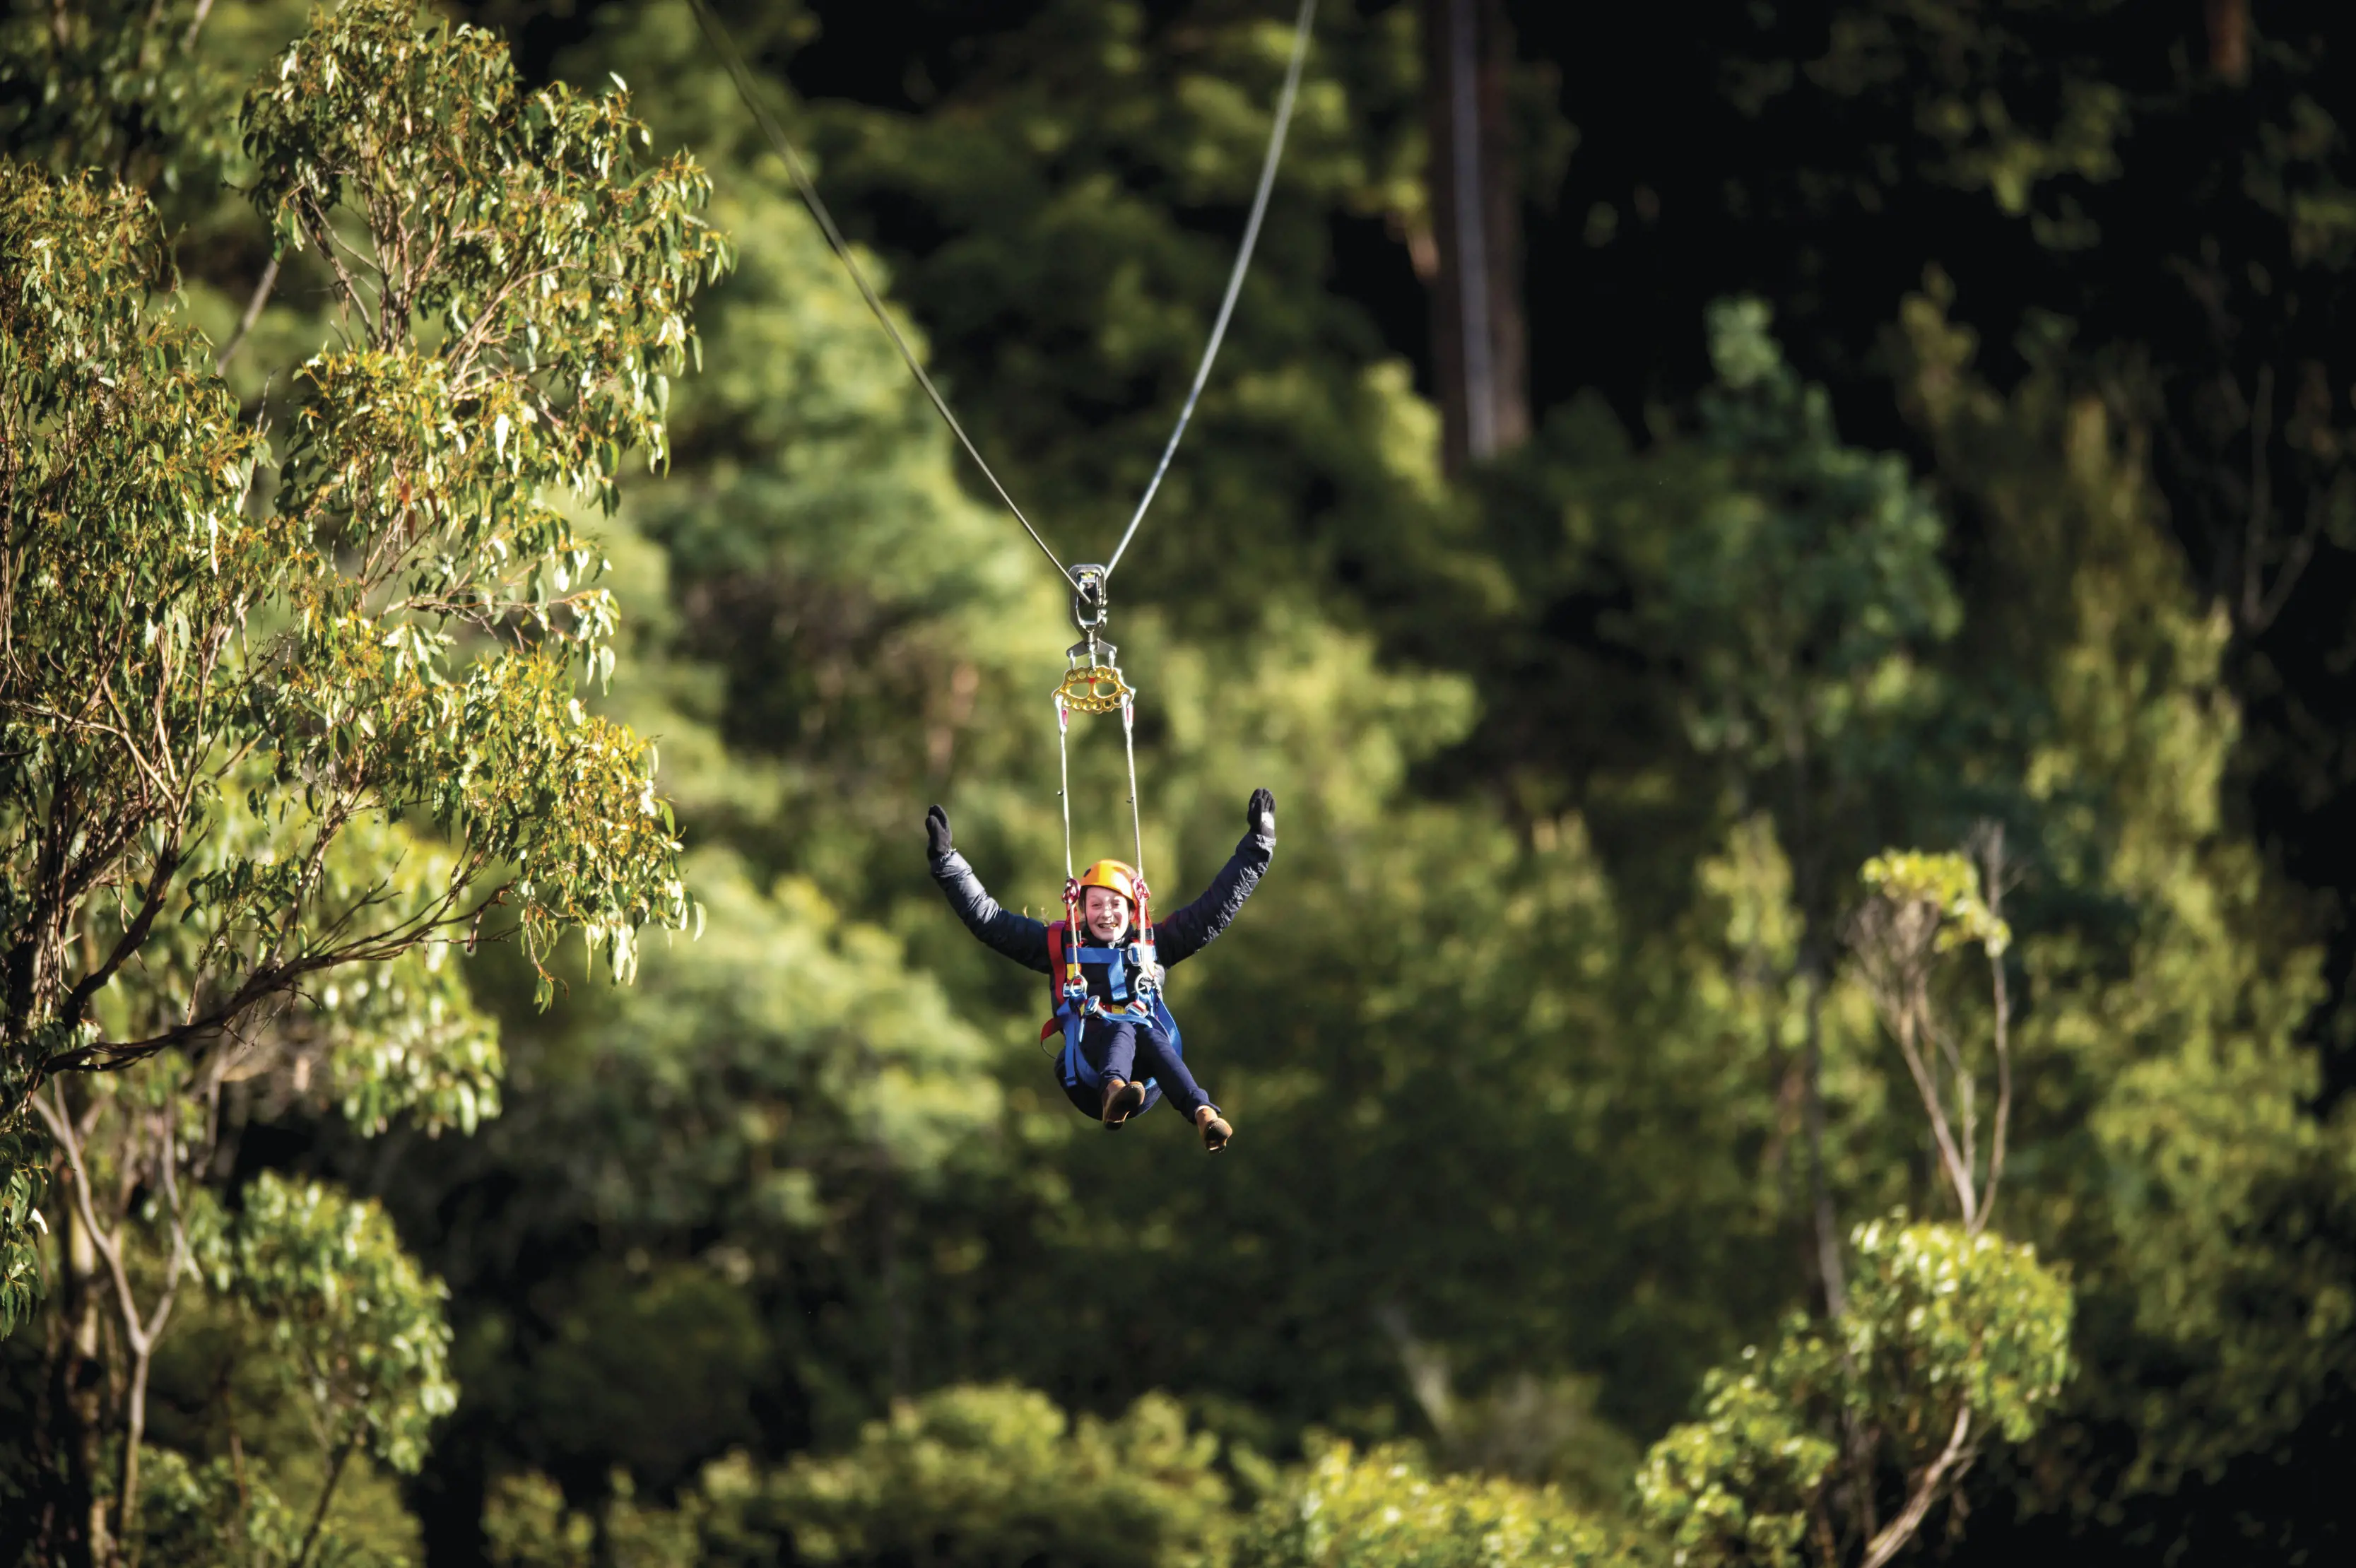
[2249,485,2328,635]
[213,256,280,374]
[1977,826,2015,1234]
[33,1086,147,1357]
[293,1438,358,1568]
[1891,1009,1979,1231]
[1860,1404,1975,1568]
[303,201,379,341]
[179,0,216,49]
[1930,1011,1977,1193]
[2240,362,2274,630]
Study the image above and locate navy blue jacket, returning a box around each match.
[931,832,1274,988]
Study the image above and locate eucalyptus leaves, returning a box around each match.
[2,0,723,1556]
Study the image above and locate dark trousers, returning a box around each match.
[1059,1016,1214,1124]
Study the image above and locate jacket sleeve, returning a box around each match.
[1153,828,1274,967]
[931,850,1052,974]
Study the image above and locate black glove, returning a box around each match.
[1247,787,1276,844]
[926,803,954,861]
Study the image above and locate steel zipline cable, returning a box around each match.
[1105,0,1317,581]
[685,0,1071,585]
[684,0,1317,593]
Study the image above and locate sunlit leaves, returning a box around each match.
[243,0,729,513]
[1635,1217,2072,1567]
[1843,1218,2073,1446]
[728,1384,1232,1568]
[203,1172,457,1476]
[0,1128,45,1338]
[129,1444,314,1567]
[1855,851,2008,958]
[1239,1440,1644,1568]
[1635,1348,1836,1568]
[1,0,720,1068]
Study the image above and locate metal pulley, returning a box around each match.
[1050,562,1146,893]
[1055,564,1131,714]
[1069,564,1108,636]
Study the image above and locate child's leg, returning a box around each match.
[1133,1025,1213,1121]
[1059,1020,1142,1122]
[1097,1020,1140,1085]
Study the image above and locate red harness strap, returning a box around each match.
[1039,920,1072,1043]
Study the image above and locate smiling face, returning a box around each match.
[1080,885,1132,940]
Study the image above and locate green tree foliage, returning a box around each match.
[483,1468,699,1568]
[727,1384,1230,1568]
[476,1386,1648,1568]
[0,1127,35,1336]
[1663,300,1957,802]
[0,0,242,199]
[1633,825,2068,1568]
[1884,287,2356,1501]
[206,1173,456,1479]
[118,1172,459,1568]
[1637,1219,2071,1568]
[482,1384,1235,1568]
[1237,1439,1644,1568]
[1,0,726,1559]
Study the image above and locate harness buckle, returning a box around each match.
[1125,941,1165,996]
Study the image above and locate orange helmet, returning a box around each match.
[1073,859,1141,907]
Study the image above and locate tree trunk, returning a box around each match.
[1801,965,1846,1319]
[1422,0,1528,473]
[52,1198,110,1568]
[118,1341,154,1567]
[2205,0,2249,84]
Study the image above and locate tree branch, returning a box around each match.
[213,256,280,374]
[1860,1403,1974,1568]
[1978,830,2014,1234]
[59,835,189,1028]
[40,879,500,1080]
[180,0,217,51]
[303,201,379,341]
[33,1087,148,1362]
[292,1436,356,1568]
[1891,1005,1979,1232]
[2248,485,2328,635]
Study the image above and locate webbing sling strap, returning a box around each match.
[1041,922,1182,1094]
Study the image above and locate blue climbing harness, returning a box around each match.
[1042,920,1185,1095]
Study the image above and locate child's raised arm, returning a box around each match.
[926,804,1053,973]
[1155,789,1276,967]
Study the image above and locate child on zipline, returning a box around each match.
[926,789,1276,1151]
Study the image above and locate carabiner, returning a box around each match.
[1068,564,1109,637]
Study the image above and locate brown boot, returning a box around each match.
[1194,1104,1232,1153]
[1101,1077,1146,1126]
